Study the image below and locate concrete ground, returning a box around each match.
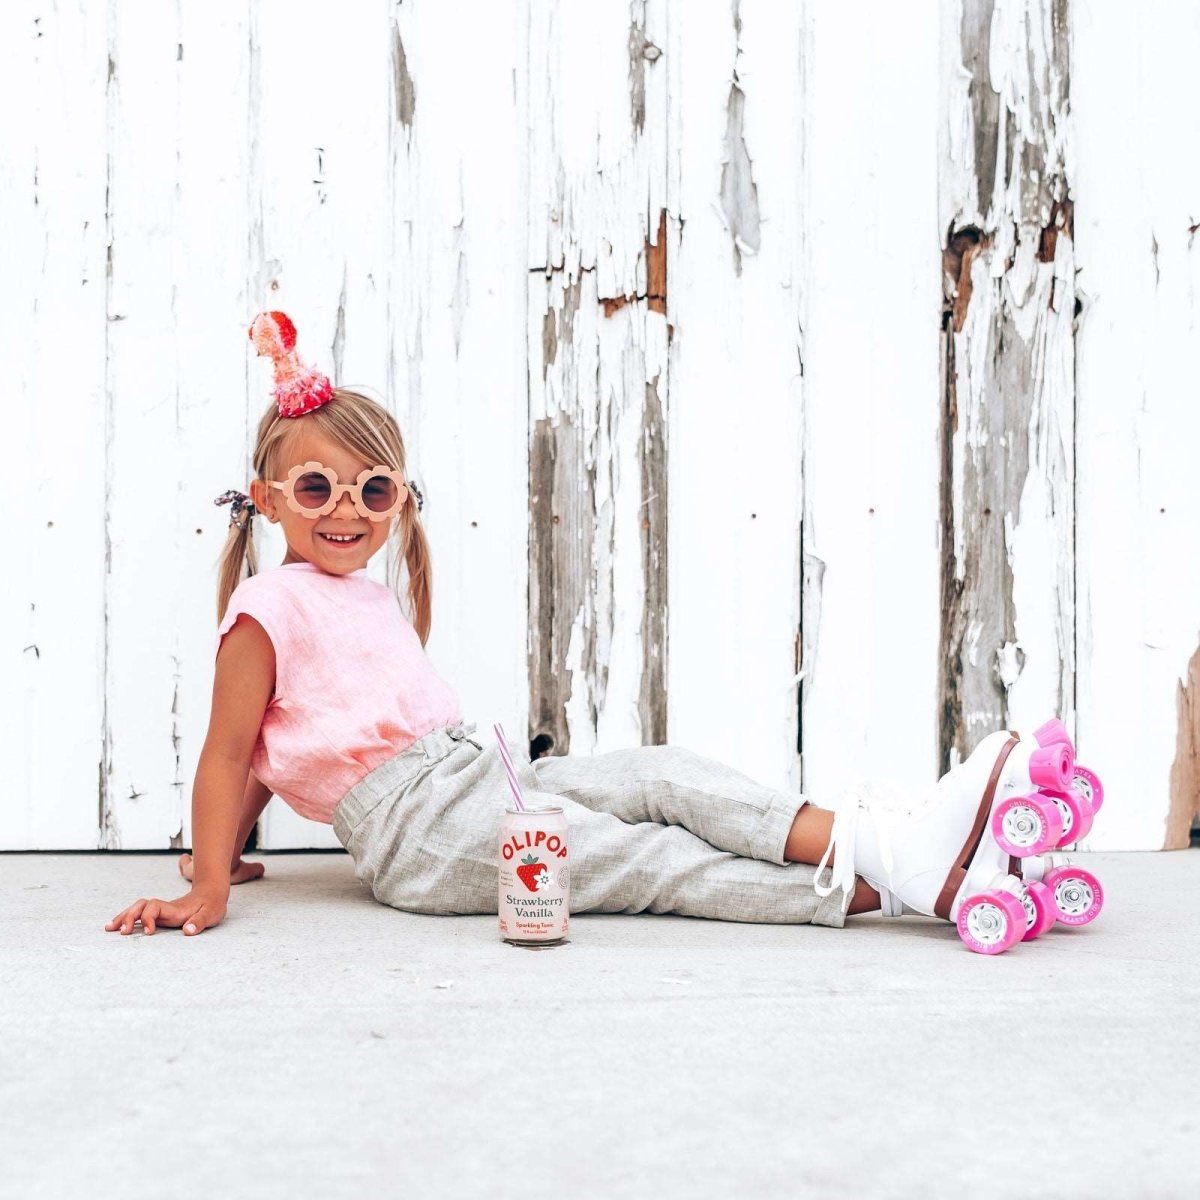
[1,850,1195,1200]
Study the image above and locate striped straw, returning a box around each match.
[493,723,526,811]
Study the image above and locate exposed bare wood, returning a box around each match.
[939,0,1076,769]
[526,8,670,759]
[1166,644,1200,849]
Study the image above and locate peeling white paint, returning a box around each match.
[4,3,1194,852]
[801,2,942,800]
[1073,1,1200,849]
[939,0,1075,774]
[666,1,808,793]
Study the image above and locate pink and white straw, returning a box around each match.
[493,723,526,811]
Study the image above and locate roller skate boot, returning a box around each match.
[813,726,1077,954]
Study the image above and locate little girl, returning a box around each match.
[105,313,1102,955]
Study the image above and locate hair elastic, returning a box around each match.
[215,489,256,529]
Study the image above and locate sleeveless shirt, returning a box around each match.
[215,562,462,823]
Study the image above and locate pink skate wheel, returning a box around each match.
[1043,865,1104,926]
[1040,788,1088,849]
[1033,718,1073,756]
[1067,800,1094,844]
[1070,766,1104,814]
[957,891,1025,954]
[1019,881,1057,941]
[1028,743,1074,791]
[992,794,1065,857]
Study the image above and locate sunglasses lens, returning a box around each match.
[293,471,332,509]
[362,474,399,513]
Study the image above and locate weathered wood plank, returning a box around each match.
[1,2,109,849]
[665,1,806,789]
[527,2,671,758]
[175,4,256,852]
[249,1,390,849]
[104,3,188,848]
[1073,2,1200,849]
[384,0,528,759]
[938,0,1075,769]
[799,2,941,800]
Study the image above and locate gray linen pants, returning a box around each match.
[331,721,848,927]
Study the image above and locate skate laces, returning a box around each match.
[812,780,926,903]
[813,784,873,902]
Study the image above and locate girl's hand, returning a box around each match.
[177,852,265,886]
[104,887,228,937]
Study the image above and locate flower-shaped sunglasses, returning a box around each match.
[267,461,410,522]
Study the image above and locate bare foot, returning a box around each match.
[178,852,265,885]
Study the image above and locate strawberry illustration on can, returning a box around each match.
[498,806,569,944]
[516,854,551,892]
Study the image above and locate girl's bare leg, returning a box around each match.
[179,772,272,884]
[784,803,881,915]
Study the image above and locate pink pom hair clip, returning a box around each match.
[248,310,334,418]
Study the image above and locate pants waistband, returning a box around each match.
[332,720,481,844]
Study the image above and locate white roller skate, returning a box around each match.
[814,727,1081,954]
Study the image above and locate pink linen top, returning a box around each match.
[215,562,462,823]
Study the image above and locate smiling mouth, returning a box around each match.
[318,532,366,545]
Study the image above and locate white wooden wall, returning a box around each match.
[4,0,1197,854]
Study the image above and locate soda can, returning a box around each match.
[498,805,570,944]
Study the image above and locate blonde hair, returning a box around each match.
[216,388,432,644]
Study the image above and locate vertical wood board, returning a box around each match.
[938,0,1076,770]
[799,1,942,802]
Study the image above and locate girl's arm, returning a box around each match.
[232,772,273,861]
[105,615,276,937]
[178,768,272,885]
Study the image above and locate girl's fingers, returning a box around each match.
[105,898,219,936]
[109,900,146,935]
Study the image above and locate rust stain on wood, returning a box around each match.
[600,209,668,317]
[1166,643,1200,848]
[943,223,986,334]
[646,207,667,314]
[1037,197,1074,264]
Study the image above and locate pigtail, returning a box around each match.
[396,503,432,646]
[216,511,258,626]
